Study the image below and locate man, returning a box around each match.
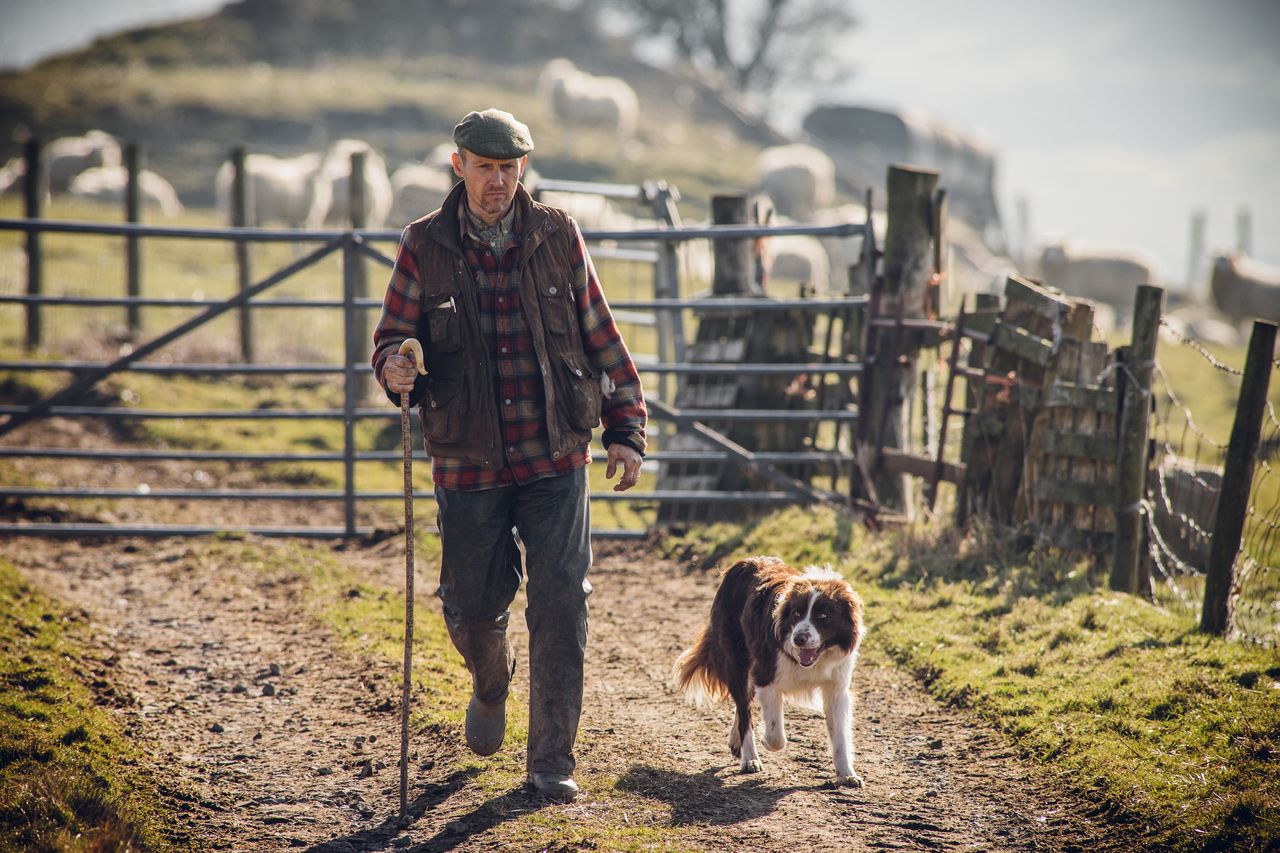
[371,108,646,803]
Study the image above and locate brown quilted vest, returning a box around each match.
[401,182,602,469]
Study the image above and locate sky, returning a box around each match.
[2,0,1277,289]
[804,0,1280,288]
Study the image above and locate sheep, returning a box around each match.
[538,58,638,141]
[1034,241,1159,311]
[45,130,123,194]
[755,144,836,221]
[214,152,324,228]
[307,139,393,229]
[764,233,832,291]
[67,166,184,217]
[424,141,460,173]
[1210,253,1280,324]
[389,163,455,225]
[0,157,32,201]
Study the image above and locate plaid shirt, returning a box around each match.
[372,194,646,491]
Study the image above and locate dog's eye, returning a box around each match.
[815,612,828,621]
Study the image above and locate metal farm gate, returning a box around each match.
[0,168,887,540]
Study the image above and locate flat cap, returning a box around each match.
[453,108,534,160]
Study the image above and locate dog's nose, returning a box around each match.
[794,630,812,646]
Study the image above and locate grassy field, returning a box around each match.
[664,507,1280,851]
[0,558,180,850]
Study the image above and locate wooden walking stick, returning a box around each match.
[397,338,426,818]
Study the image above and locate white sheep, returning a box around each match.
[214,152,324,228]
[389,163,455,225]
[756,144,836,221]
[1034,241,1159,310]
[0,157,31,200]
[1210,253,1280,324]
[68,166,184,217]
[765,233,832,291]
[424,141,460,173]
[308,139,393,229]
[45,130,123,194]
[538,58,638,141]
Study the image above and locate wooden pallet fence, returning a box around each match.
[956,275,1078,526]
[1019,303,1118,556]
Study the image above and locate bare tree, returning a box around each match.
[595,0,857,110]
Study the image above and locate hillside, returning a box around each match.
[0,0,787,211]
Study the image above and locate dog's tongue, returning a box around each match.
[798,647,820,667]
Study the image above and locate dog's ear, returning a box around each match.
[840,586,866,652]
[770,579,797,643]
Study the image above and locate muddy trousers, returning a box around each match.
[435,467,592,777]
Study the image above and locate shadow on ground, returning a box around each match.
[616,764,811,826]
[407,780,557,852]
[306,768,479,853]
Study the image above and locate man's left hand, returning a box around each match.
[605,444,643,492]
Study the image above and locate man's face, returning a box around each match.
[452,149,526,225]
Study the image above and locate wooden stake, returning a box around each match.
[1201,320,1276,635]
[1111,285,1163,593]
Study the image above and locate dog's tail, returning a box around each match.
[673,627,729,708]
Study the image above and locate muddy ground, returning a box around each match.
[3,535,1145,852]
[1,417,1144,851]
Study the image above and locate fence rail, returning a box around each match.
[0,200,872,540]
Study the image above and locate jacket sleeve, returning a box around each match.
[567,218,648,455]
[371,231,429,407]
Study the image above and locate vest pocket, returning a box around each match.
[540,282,575,335]
[422,378,463,444]
[426,292,463,353]
[559,352,602,430]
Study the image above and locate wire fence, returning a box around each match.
[1145,319,1278,645]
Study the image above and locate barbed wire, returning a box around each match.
[1159,317,1244,376]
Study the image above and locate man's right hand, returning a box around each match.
[383,353,421,395]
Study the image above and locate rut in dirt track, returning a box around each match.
[6,536,1136,852]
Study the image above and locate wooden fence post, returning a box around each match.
[348,152,372,399]
[1201,319,1277,635]
[230,145,254,363]
[124,142,142,336]
[23,137,43,350]
[1187,209,1207,299]
[857,164,937,513]
[711,194,759,296]
[1111,285,1163,593]
[1236,204,1253,256]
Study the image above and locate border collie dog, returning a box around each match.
[675,556,865,786]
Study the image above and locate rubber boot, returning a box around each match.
[446,613,515,756]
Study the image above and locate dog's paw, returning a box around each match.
[833,771,864,788]
[740,759,763,774]
[762,733,786,752]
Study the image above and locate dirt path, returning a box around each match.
[2,530,1134,852]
